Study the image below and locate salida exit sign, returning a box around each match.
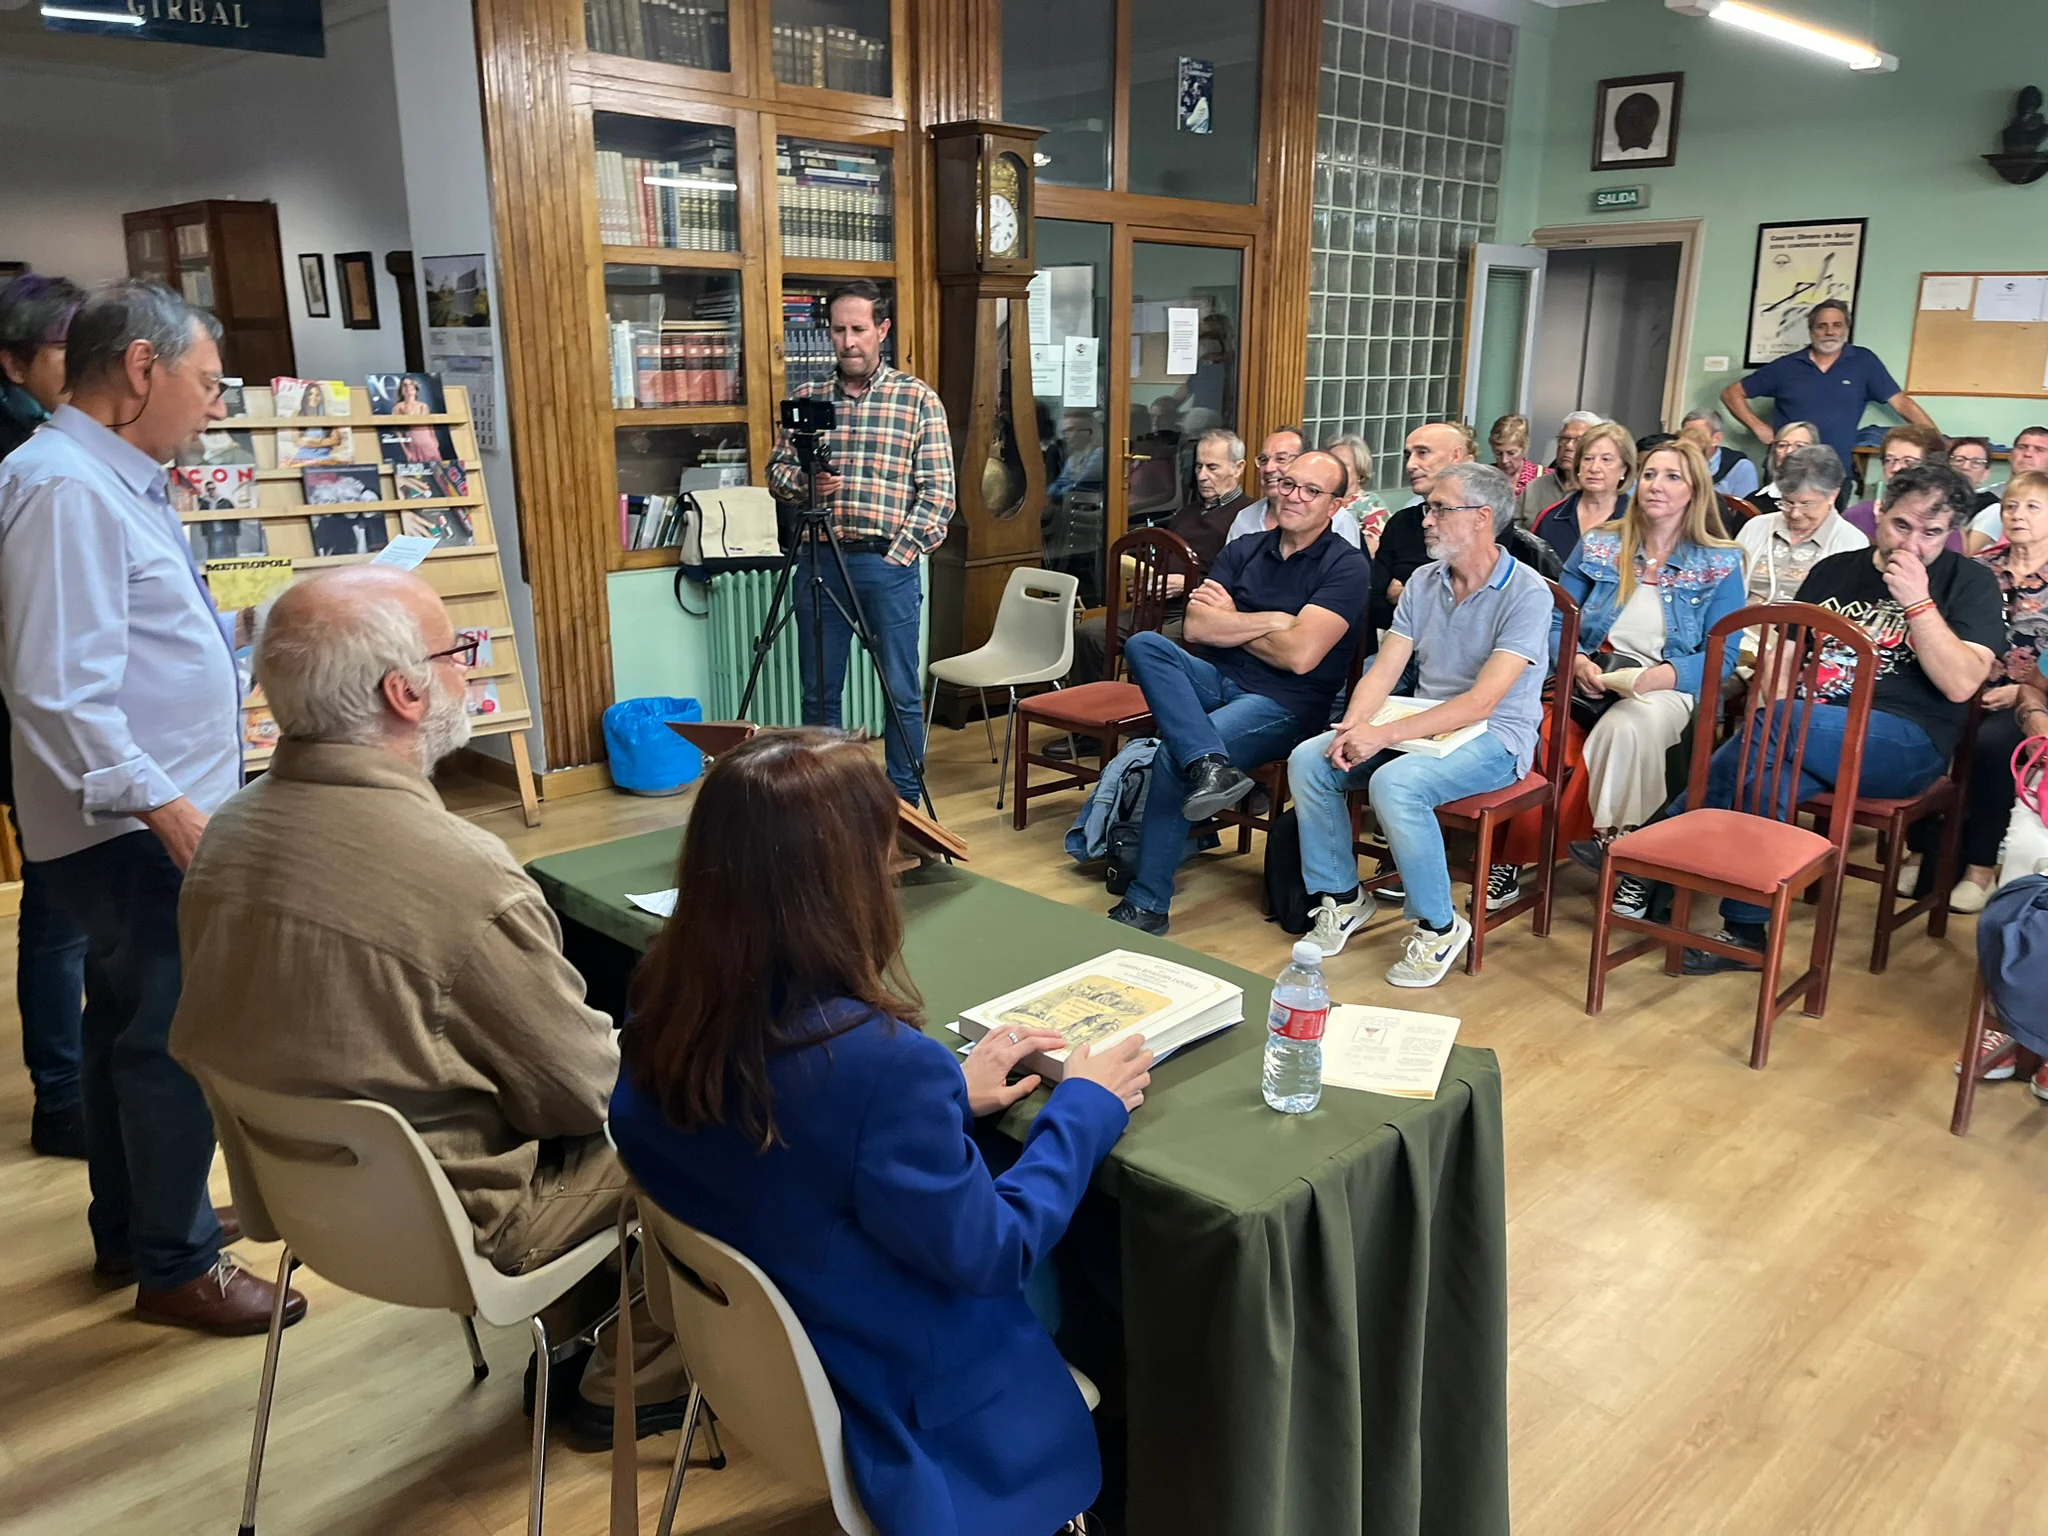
[1592,185,1650,213]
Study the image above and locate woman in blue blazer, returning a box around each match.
[610,728,1153,1536]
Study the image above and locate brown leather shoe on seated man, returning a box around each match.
[137,1255,309,1336]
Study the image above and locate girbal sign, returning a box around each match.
[43,0,326,59]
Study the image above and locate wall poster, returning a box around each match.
[1744,219,1867,368]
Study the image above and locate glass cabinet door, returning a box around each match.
[1127,240,1243,521]
[1002,0,1113,189]
[615,423,751,552]
[585,0,732,72]
[593,112,741,253]
[1127,0,1262,203]
[775,134,893,263]
[770,0,891,96]
[1033,219,1112,608]
[605,265,744,410]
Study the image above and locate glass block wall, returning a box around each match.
[1305,0,1514,476]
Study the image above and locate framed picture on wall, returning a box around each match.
[299,254,329,319]
[336,251,379,330]
[1591,73,1683,172]
[1744,219,1868,367]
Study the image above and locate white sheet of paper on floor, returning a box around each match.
[1319,1003,1460,1098]
[626,889,678,918]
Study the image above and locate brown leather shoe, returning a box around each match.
[135,1257,308,1336]
[93,1206,242,1288]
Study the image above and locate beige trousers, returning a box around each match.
[1584,691,1695,833]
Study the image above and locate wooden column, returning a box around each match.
[474,0,614,770]
[1249,0,1321,446]
[905,0,1003,362]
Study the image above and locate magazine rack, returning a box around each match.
[186,383,541,824]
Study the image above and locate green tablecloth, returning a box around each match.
[530,831,1510,1536]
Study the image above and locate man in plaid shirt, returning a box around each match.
[767,280,956,802]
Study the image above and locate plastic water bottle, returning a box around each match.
[1262,941,1328,1114]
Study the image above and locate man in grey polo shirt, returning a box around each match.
[1288,462,1551,988]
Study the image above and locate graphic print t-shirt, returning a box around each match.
[1794,549,2007,758]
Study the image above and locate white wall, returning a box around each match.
[0,65,170,282]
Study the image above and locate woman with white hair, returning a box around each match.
[1518,410,1605,526]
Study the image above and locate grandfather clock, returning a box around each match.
[928,119,1048,728]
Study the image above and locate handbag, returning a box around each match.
[676,486,783,581]
[1568,649,1655,731]
[2014,734,2048,824]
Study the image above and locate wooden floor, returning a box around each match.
[5,725,2045,1535]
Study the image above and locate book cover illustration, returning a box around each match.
[394,461,469,500]
[273,377,356,467]
[170,464,256,512]
[310,513,390,558]
[244,706,281,750]
[465,679,500,718]
[189,519,267,562]
[399,507,475,546]
[367,371,457,463]
[457,628,493,668]
[994,972,1174,1049]
[302,465,383,505]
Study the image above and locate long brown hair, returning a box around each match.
[1618,440,1736,601]
[622,728,922,1149]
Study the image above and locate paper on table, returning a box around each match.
[1027,271,1052,345]
[626,889,678,918]
[1918,275,1973,311]
[1030,344,1064,397]
[371,534,440,570]
[1062,336,1099,409]
[1973,276,2047,323]
[1319,1003,1460,1098]
[1166,307,1201,376]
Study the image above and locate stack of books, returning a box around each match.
[956,950,1243,1082]
[609,320,742,408]
[596,134,739,251]
[586,0,730,70]
[776,141,891,263]
[780,292,835,395]
[620,493,684,550]
[770,22,887,95]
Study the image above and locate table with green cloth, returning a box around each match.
[530,829,1510,1536]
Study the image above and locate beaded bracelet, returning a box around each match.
[1902,599,1936,620]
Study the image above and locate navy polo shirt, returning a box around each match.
[1737,344,1901,470]
[1196,526,1373,729]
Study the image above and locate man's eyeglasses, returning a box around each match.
[1881,454,1920,472]
[425,637,482,669]
[1951,455,1989,470]
[1276,477,1336,501]
[1420,502,1487,520]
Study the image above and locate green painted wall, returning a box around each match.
[1514,0,2043,451]
[609,569,713,708]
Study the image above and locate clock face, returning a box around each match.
[988,192,1020,258]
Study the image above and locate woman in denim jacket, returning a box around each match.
[1555,439,1747,917]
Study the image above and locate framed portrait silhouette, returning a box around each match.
[1592,73,1683,172]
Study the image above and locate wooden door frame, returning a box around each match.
[1527,217,1706,432]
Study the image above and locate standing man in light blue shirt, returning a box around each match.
[0,282,306,1335]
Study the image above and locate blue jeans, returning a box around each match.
[796,548,925,802]
[1291,729,1520,930]
[1701,702,1948,927]
[1122,631,1306,915]
[37,831,224,1290]
[14,808,87,1113]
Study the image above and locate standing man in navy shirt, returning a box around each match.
[1720,299,1936,477]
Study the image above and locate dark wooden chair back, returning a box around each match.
[1719,495,1762,535]
[1539,580,1581,784]
[1101,526,1200,681]
[1688,602,1878,850]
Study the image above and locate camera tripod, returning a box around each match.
[735,469,937,817]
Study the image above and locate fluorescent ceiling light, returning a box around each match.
[1665,0,1897,72]
[41,4,146,20]
[642,177,738,192]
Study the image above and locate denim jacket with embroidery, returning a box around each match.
[1552,528,1748,697]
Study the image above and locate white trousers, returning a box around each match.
[1584,691,1695,833]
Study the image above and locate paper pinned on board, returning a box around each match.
[1918,275,1973,311]
[1027,271,1052,345]
[1030,344,1064,398]
[1973,276,2047,324]
[626,889,678,918]
[1319,1004,1460,1098]
[1062,336,1100,409]
[1166,307,1201,376]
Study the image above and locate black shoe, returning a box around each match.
[1107,900,1169,935]
[523,1341,595,1423]
[1045,736,1104,762]
[1178,756,1254,821]
[1367,858,1405,903]
[565,1386,699,1451]
[1485,864,1522,913]
[92,1255,136,1289]
[1567,838,1606,875]
[1611,874,1655,921]
[1682,929,1765,975]
[31,1103,86,1160]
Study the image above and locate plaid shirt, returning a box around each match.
[767,365,956,566]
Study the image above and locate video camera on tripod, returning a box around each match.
[780,396,836,482]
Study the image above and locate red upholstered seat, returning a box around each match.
[1610,808,1832,890]
[1440,769,1547,819]
[1021,680,1150,730]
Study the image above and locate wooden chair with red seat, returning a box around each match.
[1718,494,1762,534]
[1797,691,1985,974]
[1010,527,1199,830]
[1347,581,1581,973]
[1586,603,1878,1068]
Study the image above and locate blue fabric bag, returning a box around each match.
[1978,874,2048,1056]
[603,696,705,796]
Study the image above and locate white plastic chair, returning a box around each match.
[199,1072,620,1536]
[634,1196,1098,1536]
[925,567,1079,808]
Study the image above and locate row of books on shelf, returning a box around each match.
[770,21,888,96]
[777,145,891,263]
[596,147,739,252]
[609,321,743,408]
[585,0,729,70]
[620,493,686,550]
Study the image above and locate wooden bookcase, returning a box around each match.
[123,200,295,384]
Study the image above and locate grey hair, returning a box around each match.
[1322,431,1375,492]
[1775,444,1845,499]
[1437,460,1517,536]
[1809,298,1851,327]
[1681,408,1724,431]
[255,595,432,747]
[64,279,222,392]
[1560,410,1606,433]
[1197,427,1245,464]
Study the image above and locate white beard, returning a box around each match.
[415,670,473,773]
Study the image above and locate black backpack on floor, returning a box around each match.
[1263,808,1314,936]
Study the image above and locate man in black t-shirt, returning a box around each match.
[1685,462,2005,972]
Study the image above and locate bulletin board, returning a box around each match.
[1904,271,2048,399]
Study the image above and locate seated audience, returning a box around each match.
[1734,445,1868,605]
[1844,424,1957,548]
[1949,435,2000,521]
[1111,450,1371,934]
[1531,419,1634,563]
[1374,422,1477,616]
[1967,425,2048,553]
[1678,463,2005,974]
[1489,413,1540,497]
[609,728,1151,1536]
[1323,430,1391,551]
[1746,419,1821,521]
[1519,410,1604,527]
[1227,425,1361,550]
[1069,426,1251,684]
[1288,463,1552,986]
[168,567,686,1443]
[1680,408,1762,499]
[1558,440,1746,920]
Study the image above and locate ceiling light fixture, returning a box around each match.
[40,3,146,20]
[1665,0,1897,73]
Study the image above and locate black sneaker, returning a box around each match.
[1044,736,1103,762]
[1682,929,1765,975]
[1611,874,1654,921]
[1178,756,1254,821]
[565,1386,701,1451]
[1367,859,1405,902]
[31,1103,86,1160]
[1485,864,1521,912]
[1567,838,1606,875]
[1107,900,1169,935]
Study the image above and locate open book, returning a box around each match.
[957,949,1241,1081]
[1368,696,1490,758]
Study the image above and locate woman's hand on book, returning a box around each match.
[1065,1036,1155,1113]
[962,1026,1067,1116]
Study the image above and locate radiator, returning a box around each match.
[706,565,927,733]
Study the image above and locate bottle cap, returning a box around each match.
[1292,940,1322,968]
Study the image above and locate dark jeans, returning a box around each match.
[37,831,224,1290]
[1069,611,1184,686]
[1699,702,1947,928]
[1934,705,2025,872]
[796,547,925,802]
[13,807,87,1113]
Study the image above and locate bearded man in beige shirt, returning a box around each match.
[170,566,683,1447]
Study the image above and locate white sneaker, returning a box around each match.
[1611,874,1654,921]
[1949,878,1992,915]
[1386,912,1472,988]
[1485,864,1522,912]
[1306,891,1375,958]
[1895,859,1921,897]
